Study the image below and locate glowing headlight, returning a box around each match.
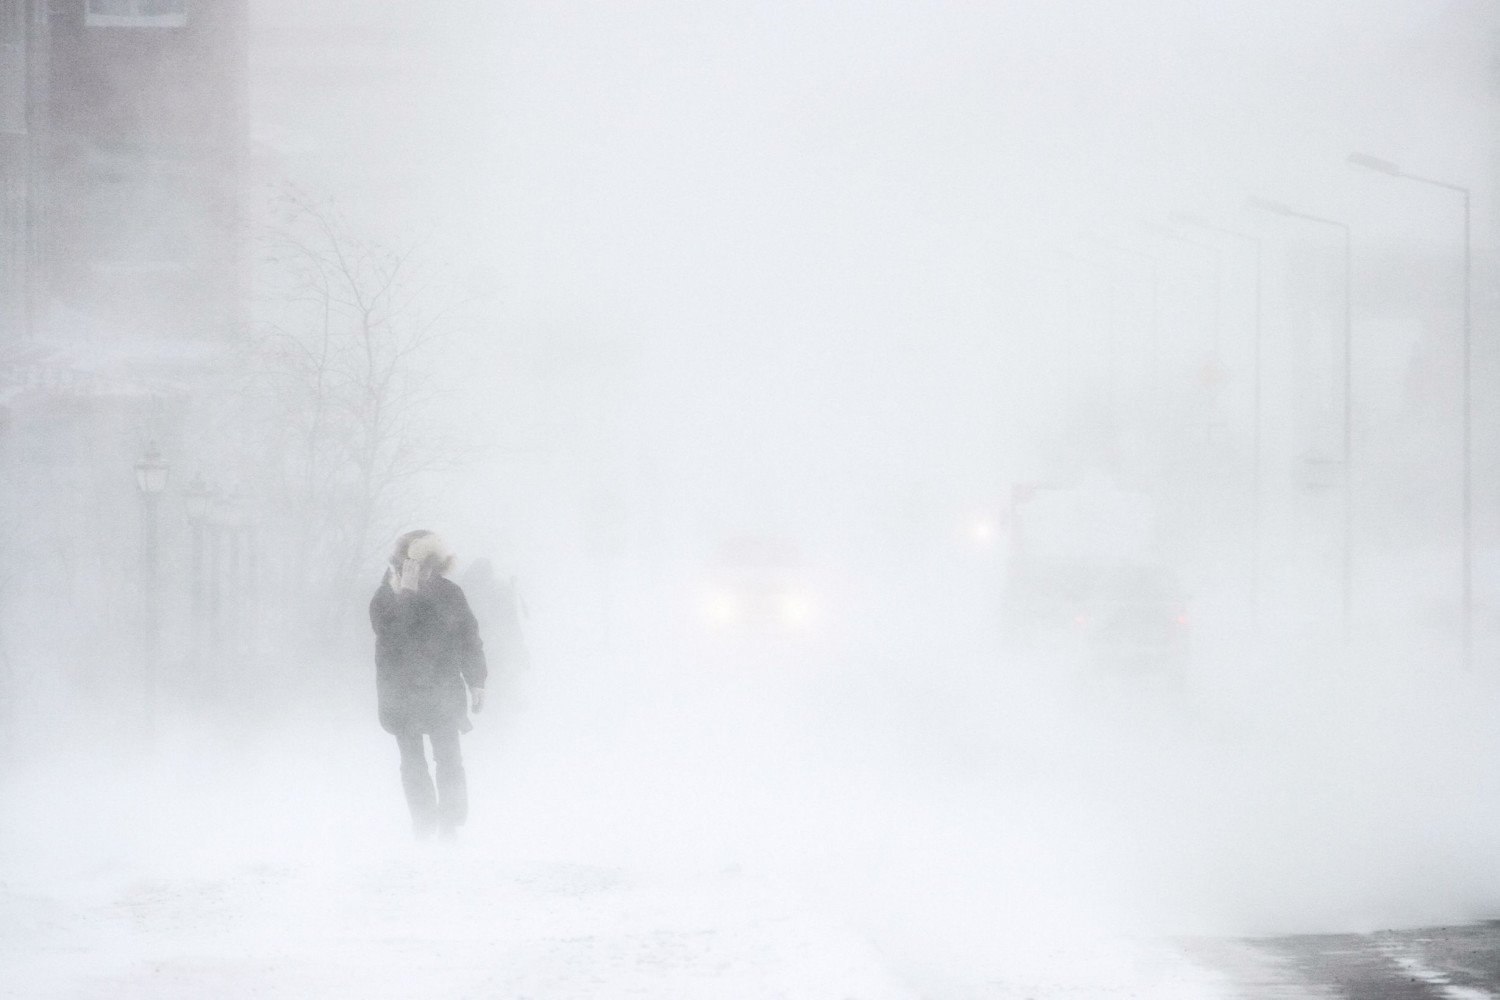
[779,593,814,625]
[704,592,740,626]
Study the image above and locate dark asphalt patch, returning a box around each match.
[1180,924,1500,999]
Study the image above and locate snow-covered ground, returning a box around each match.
[0,834,1225,999]
[6,615,1498,998]
[4,849,905,999]
[0,641,1234,999]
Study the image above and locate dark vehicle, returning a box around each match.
[1074,564,1190,671]
[1002,483,1190,675]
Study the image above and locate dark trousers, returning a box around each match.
[394,728,467,836]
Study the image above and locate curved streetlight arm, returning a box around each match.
[1140,218,1220,255]
[1074,230,1221,284]
[1170,212,1262,251]
[1246,196,1349,234]
[1348,152,1469,195]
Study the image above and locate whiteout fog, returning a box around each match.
[1,2,1497,997]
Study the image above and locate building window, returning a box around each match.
[0,0,23,135]
[85,0,186,27]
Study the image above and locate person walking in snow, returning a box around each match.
[458,557,529,707]
[369,530,487,839]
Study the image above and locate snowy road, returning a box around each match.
[2,846,1227,999]
[3,855,905,999]
[14,844,1500,999]
[6,638,1498,999]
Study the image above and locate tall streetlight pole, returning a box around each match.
[184,473,211,680]
[1141,222,1225,348]
[134,442,169,739]
[1066,236,1164,408]
[1170,213,1264,627]
[1140,222,1229,435]
[1247,196,1353,644]
[1347,152,1473,669]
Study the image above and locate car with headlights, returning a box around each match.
[697,535,817,633]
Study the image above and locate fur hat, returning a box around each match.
[389,529,455,590]
[405,531,453,571]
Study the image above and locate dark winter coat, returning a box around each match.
[370,576,487,735]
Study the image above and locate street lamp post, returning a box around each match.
[179,477,257,691]
[1247,197,1353,644]
[1142,221,1226,359]
[1064,236,1164,416]
[183,473,211,677]
[1170,213,1264,627]
[1140,222,1230,454]
[133,442,169,737]
[1347,153,1473,669]
[222,488,248,655]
